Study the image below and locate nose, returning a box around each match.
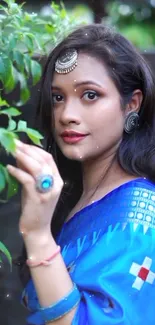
[59,99,81,125]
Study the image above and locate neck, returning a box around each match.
[81,151,135,199]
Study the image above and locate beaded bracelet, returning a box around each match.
[39,283,81,323]
[26,246,61,268]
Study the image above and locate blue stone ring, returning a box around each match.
[35,174,54,193]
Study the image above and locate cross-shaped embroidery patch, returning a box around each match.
[129,257,155,290]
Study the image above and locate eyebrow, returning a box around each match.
[51,80,103,90]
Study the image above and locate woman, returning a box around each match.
[8,24,155,324]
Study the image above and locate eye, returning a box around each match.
[82,91,100,101]
[52,94,64,103]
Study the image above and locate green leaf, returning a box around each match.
[7,35,18,52]
[2,165,19,199]
[7,119,16,131]
[0,241,12,271]
[5,71,16,93]
[0,165,6,191]
[17,122,43,145]
[9,3,20,15]
[51,3,60,11]
[45,24,56,34]
[27,133,42,145]
[27,128,43,146]
[0,107,21,117]
[21,86,30,104]
[17,73,30,104]
[60,8,67,19]
[0,56,9,85]
[27,128,43,139]
[0,56,15,93]
[13,51,24,73]
[31,60,42,85]
[24,34,34,52]
[17,120,27,131]
[24,12,32,22]
[0,128,16,152]
[0,98,9,107]
[24,54,31,76]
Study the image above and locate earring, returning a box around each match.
[124,112,139,134]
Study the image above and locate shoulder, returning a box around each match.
[117,178,155,206]
[111,177,155,198]
[108,178,155,232]
[110,178,155,204]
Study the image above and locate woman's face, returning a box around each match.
[52,53,126,162]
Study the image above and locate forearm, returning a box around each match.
[24,231,77,325]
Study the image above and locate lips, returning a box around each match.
[60,130,88,144]
[61,130,87,137]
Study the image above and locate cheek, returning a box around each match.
[90,108,124,144]
[52,110,60,132]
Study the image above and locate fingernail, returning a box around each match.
[11,148,20,157]
[6,164,13,170]
[15,149,21,155]
[11,151,16,158]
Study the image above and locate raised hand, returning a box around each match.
[7,140,64,236]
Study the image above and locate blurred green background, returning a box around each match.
[16,0,155,50]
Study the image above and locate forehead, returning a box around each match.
[52,53,109,86]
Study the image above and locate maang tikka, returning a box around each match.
[55,49,78,74]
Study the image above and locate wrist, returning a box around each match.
[23,230,57,259]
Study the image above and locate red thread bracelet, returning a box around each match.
[26,245,61,268]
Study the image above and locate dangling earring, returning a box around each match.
[124,112,139,134]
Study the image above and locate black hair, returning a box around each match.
[14,24,155,287]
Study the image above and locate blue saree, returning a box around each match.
[21,178,155,324]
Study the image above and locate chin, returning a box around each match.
[60,147,84,162]
[64,152,84,162]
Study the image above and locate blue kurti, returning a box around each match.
[21,178,155,325]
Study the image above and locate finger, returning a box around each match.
[15,140,59,175]
[15,140,45,165]
[28,146,59,175]
[6,164,35,193]
[14,149,51,178]
[7,164,58,199]
[15,140,51,163]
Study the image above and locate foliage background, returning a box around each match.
[0,2,79,324]
[0,0,78,198]
[48,0,155,50]
[0,0,77,273]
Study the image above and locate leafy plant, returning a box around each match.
[0,0,77,268]
[0,241,12,271]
